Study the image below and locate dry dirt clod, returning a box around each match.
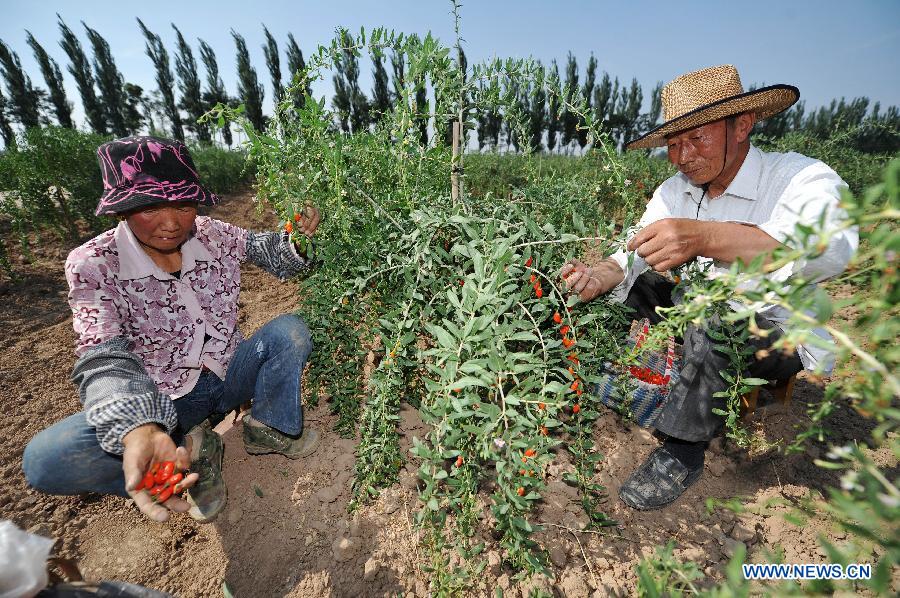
[549,542,568,568]
[363,557,380,581]
[560,571,591,598]
[332,537,357,562]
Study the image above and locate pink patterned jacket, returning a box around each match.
[66,216,302,398]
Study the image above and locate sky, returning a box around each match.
[1,0,899,137]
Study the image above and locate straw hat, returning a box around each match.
[625,64,799,150]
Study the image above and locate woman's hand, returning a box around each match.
[294,205,321,238]
[122,424,199,522]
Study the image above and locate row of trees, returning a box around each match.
[1,19,898,154]
[0,18,313,149]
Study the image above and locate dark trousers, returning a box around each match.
[624,272,803,442]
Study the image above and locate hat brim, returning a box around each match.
[625,84,799,150]
[95,180,219,216]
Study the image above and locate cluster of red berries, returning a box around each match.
[629,366,671,386]
[628,322,674,387]
[283,212,305,233]
[134,461,187,503]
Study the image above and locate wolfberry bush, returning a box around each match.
[211,25,899,596]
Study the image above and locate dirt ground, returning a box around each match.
[0,189,894,597]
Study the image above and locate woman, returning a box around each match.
[23,136,321,523]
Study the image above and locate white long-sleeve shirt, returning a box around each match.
[608,145,858,375]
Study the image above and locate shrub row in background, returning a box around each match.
[0,127,253,278]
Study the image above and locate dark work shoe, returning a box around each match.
[185,421,227,523]
[619,447,703,511]
[242,415,320,459]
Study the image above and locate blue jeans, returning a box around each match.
[22,314,312,498]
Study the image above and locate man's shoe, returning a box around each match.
[242,415,320,459]
[619,447,703,510]
[185,421,227,523]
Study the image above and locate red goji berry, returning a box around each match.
[560,325,570,336]
[538,402,545,410]
[573,404,581,414]
[155,461,174,485]
[524,449,536,457]
[540,426,548,436]
[156,487,173,503]
[294,213,302,222]
[529,274,537,283]
[553,312,562,324]
[535,288,543,298]
[525,256,533,267]
[520,468,526,475]
[517,487,525,496]
[284,221,293,233]
[455,456,463,467]
[570,379,579,391]
[562,337,575,348]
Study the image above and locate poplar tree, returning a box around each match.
[285,33,311,102]
[0,87,15,148]
[122,82,145,133]
[332,30,368,133]
[577,54,596,148]
[528,62,546,153]
[58,16,106,134]
[137,19,184,141]
[0,40,42,129]
[370,49,391,123]
[390,49,405,103]
[172,25,210,144]
[546,60,561,153]
[592,72,615,130]
[331,59,351,132]
[25,31,73,128]
[262,26,283,103]
[561,53,579,150]
[83,24,128,135]
[231,30,265,132]
[617,78,643,148]
[198,39,232,145]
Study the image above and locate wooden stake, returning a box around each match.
[451,121,461,205]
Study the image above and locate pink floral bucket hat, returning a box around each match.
[95,135,219,216]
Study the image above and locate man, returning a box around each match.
[561,65,857,510]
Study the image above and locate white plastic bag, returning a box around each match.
[0,520,55,598]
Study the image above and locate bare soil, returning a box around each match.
[0,189,894,597]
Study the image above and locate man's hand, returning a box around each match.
[295,205,321,238]
[627,218,704,272]
[560,258,624,302]
[122,424,199,522]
